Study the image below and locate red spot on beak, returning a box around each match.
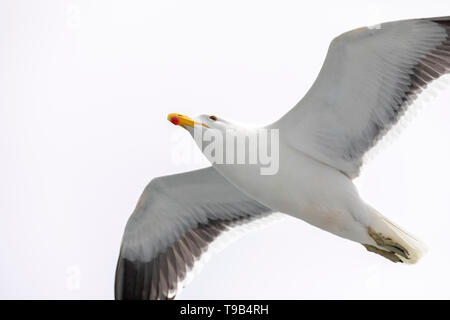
[170,116,180,125]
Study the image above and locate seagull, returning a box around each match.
[115,16,450,300]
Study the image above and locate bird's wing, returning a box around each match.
[115,167,274,300]
[273,17,450,178]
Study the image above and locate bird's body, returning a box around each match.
[115,16,450,299]
[212,130,372,245]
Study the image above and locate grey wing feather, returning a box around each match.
[114,167,273,300]
[274,16,450,178]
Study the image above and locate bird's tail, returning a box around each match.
[365,206,428,264]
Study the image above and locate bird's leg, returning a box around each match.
[362,244,403,263]
[368,227,410,259]
[363,227,410,263]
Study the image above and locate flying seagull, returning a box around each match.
[115,16,450,300]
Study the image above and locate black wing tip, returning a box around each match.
[114,215,272,300]
[425,16,450,28]
[115,253,182,300]
[115,257,154,300]
[114,220,227,300]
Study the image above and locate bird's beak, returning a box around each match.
[167,113,209,130]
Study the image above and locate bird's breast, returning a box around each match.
[212,146,362,237]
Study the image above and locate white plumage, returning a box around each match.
[115,17,450,300]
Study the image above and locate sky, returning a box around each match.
[1,0,450,299]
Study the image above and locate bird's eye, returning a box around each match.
[209,115,217,121]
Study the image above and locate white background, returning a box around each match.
[1,0,450,299]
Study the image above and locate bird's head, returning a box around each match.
[167,112,245,165]
[167,112,279,175]
[167,113,232,137]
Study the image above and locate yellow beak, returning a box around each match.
[167,113,209,129]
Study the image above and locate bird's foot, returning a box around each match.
[363,244,403,263]
[363,227,410,263]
